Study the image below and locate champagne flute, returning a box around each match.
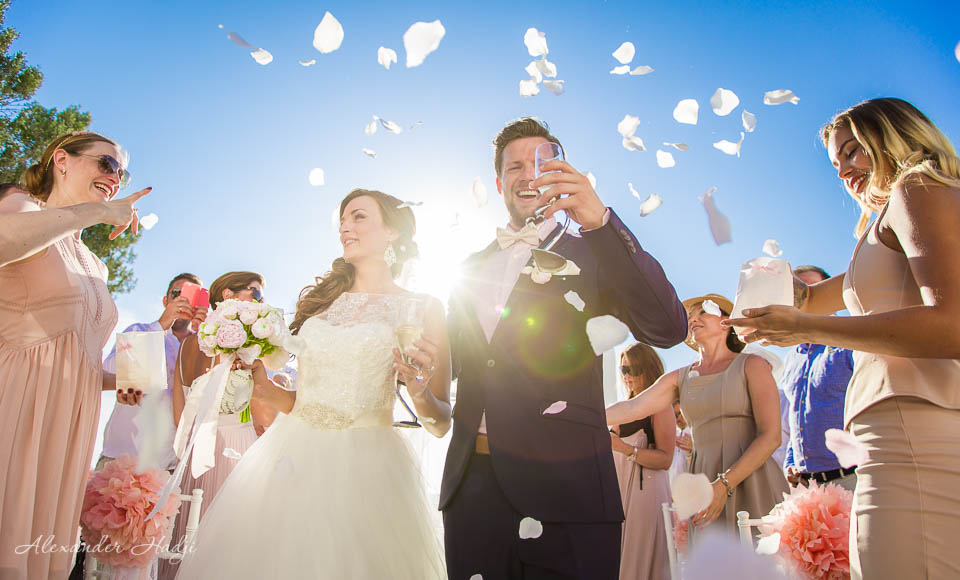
[529,141,571,252]
[394,294,425,428]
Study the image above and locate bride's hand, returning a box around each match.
[392,335,440,395]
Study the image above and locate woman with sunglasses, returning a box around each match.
[608,343,674,580]
[162,271,270,579]
[606,295,787,533]
[726,98,960,579]
[0,131,148,578]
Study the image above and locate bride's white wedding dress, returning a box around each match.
[175,293,446,579]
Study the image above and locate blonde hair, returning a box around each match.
[821,98,960,237]
[21,131,124,202]
[290,189,419,334]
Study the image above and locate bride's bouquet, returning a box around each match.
[197,299,290,369]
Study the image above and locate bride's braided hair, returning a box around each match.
[290,189,418,335]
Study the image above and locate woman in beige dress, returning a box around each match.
[727,98,960,579]
[162,271,268,579]
[0,132,148,578]
[608,343,674,580]
[606,294,787,532]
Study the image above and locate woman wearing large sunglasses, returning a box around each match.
[0,131,149,578]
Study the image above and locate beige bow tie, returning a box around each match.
[496,224,541,249]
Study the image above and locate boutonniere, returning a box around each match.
[521,250,581,284]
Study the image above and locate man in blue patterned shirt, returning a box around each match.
[781,265,857,492]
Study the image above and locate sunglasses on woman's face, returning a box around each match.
[75,153,131,189]
[619,365,635,376]
[236,286,262,302]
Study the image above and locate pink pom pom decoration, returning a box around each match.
[758,481,853,579]
[79,455,181,569]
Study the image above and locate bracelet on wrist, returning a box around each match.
[717,471,734,497]
[627,447,638,462]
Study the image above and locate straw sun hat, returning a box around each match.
[681,293,734,351]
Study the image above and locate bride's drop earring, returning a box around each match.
[383,243,397,267]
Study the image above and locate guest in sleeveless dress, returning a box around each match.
[608,343,674,580]
[727,98,960,579]
[669,401,692,484]
[0,132,148,579]
[174,189,451,579]
[607,294,787,533]
[161,272,266,580]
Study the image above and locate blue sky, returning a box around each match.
[8,1,959,458]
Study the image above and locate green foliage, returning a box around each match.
[0,1,139,296]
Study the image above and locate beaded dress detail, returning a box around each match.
[175,292,445,579]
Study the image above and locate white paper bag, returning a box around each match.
[115,331,167,395]
[730,257,793,338]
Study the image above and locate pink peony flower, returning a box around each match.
[80,455,181,569]
[216,320,247,349]
[758,481,853,579]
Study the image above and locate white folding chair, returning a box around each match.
[736,509,765,549]
[84,488,204,579]
[661,502,682,580]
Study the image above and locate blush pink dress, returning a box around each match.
[0,192,118,579]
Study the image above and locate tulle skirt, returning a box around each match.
[174,411,446,579]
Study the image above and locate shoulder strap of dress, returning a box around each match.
[177,338,188,387]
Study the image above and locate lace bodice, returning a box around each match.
[287,293,408,428]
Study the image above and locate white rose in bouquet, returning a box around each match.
[238,302,261,325]
[251,318,275,340]
[218,301,240,320]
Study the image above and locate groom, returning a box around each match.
[441,117,688,579]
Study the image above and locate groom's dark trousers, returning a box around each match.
[441,210,687,579]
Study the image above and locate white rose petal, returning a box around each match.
[710,88,740,116]
[222,29,256,49]
[609,65,630,75]
[671,472,714,519]
[543,80,564,95]
[518,517,544,539]
[585,172,597,190]
[762,239,782,257]
[362,148,377,158]
[627,182,642,201]
[701,299,722,317]
[956,40,960,64]
[673,99,699,125]
[639,194,662,217]
[621,136,646,152]
[519,78,540,97]
[313,12,344,54]
[612,41,635,64]
[308,168,325,186]
[742,110,757,132]
[530,270,552,284]
[713,132,745,157]
[223,448,243,461]
[755,532,781,555]
[656,150,676,168]
[563,291,585,312]
[763,89,800,105]
[687,370,700,379]
[523,28,548,57]
[662,142,690,151]
[403,20,445,67]
[409,121,424,130]
[250,49,273,65]
[825,428,869,468]
[421,416,437,424]
[377,46,398,70]
[139,213,159,230]
[378,118,404,134]
[543,401,568,414]
[630,65,654,75]
[364,117,378,135]
[299,59,316,67]
[585,315,630,355]
[535,57,557,78]
[699,187,732,245]
[471,177,488,207]
[396,200,423,208]
[617,114,641,138]
[524,60,543,84]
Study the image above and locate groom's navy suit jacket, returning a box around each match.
[440,209,687,523]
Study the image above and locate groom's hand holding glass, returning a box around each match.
[529,159,607,230]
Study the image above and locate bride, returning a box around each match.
[175,189,451,579]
